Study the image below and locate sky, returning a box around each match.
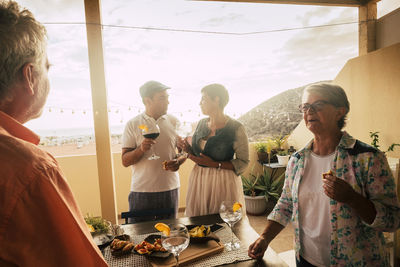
[18,0,399,135]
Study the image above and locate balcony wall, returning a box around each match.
[56,145,260,217]
[57,153,193,216]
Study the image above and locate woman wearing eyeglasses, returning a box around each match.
[248,83,400,266]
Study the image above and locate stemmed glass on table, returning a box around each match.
[161,223,190,267]
[219,200,243,251]
[140,123,160,160]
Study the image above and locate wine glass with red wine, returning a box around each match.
[142,123,160,160]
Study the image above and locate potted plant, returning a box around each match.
[276,150,290,166]
[271,134,289,150]
[254,141,269,163]
[242,169,285,215]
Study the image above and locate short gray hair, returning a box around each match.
[304,83,350,129]
[0,0,47,102]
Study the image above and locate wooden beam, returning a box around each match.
[84,0,118,224]
[195,0,381,7]
[359,1,377,55]
[194,0,362,7]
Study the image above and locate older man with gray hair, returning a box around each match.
[0,1,107,266]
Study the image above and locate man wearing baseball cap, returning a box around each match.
[121,81,185,223]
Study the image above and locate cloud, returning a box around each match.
[276,7,358,84]
[200,13,247,28]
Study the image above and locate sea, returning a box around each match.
[34,125,125,138]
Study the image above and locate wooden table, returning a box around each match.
[120,214,288,267]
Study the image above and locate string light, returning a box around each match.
[43,20,365,36]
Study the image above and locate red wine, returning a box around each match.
[143,133,159,139]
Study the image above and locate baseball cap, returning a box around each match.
[139,80,170,98]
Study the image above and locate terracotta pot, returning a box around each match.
[257,151,269,163]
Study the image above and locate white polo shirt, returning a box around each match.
[122,113,180,192]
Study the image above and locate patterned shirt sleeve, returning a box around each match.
[364,151,400,231]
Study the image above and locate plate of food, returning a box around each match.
[133,235,170,258]
[85,215,113,249]
[186,224,223,243]
[110,236,134,256]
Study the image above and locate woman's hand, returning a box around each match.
[187,153,214,167]
[248,236,269,259]
[323,172,377,224]
[322,173,357,204]
[177,136,191,153]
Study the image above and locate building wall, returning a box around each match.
[377,8,400,50]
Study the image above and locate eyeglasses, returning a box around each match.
[298,100,331,113]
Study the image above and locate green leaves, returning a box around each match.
[369,131,399,154]
[242,169,285,202]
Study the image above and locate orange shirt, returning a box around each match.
[0,111,108,267]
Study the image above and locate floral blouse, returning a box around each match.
[268,132,400,266]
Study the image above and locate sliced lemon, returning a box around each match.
[138,124,148,132]
[87,224,95,233]
[154,222,170,236]
[233,202,242,212]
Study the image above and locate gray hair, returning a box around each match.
[0,0,47,103]
[304,82,350,129]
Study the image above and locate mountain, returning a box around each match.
[238,81,331,141]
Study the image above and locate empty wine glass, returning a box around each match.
[141,123,160,160]
[219,200,243,251]
[161,223,190,267]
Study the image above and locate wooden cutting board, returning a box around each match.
[148,240,224,267]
